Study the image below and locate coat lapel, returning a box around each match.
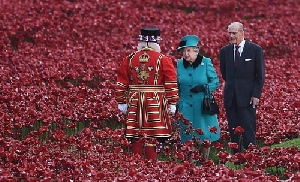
[235,41,250,66]
[240,40,250,61]
[228,44,234,66]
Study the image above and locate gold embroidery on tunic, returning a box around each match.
[142,46,156,51]
[135,63,150,81]
[138,71,150,80]
[139,52,150,62]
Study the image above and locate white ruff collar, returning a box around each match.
[137,42,161,52]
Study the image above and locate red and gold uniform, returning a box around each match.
[116,47,179,139]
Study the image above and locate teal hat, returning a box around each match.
[177,35,199,51]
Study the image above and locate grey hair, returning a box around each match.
[228,22,244,32]
[193,47,200,53]
[179,46,200,53]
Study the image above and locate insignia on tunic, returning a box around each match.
[138,71,150,80]
[148,66,153,71]
[135,63,150,81]
[139,52,150,62]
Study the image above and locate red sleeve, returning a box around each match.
[161,56,179,105]
[115,56,130,104]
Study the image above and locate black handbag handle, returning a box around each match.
[204,84,212,99]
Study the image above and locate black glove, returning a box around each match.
[190,85,205,93]
[175,105,179,114]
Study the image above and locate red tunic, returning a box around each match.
[116,48,179,139]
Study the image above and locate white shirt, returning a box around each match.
[234,39,245,57]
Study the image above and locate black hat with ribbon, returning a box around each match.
[137,28,162,42]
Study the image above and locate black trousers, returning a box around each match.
[225,95,257,153]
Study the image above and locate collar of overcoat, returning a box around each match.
[183,55,203,68]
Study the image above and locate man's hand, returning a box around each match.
[168,105,176,114]
[250,97,259,108]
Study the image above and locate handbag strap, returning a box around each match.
[204,84,210,99]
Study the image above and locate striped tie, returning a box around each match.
[234,46,240,64]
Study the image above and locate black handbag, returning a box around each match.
[202,84,220,115]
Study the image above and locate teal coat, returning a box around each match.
[177,56,220,144]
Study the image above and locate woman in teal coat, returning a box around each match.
[177,35,220,161]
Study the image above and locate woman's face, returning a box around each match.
[182,47,198,63]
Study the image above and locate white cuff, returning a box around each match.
[118,104,127,114]
[168,105,176,114]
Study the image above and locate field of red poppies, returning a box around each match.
[0,0,299,181]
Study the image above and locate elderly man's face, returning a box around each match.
[228,26,244,45]
[182,47,198,63]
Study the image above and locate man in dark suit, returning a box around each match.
[219,22,265,153]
